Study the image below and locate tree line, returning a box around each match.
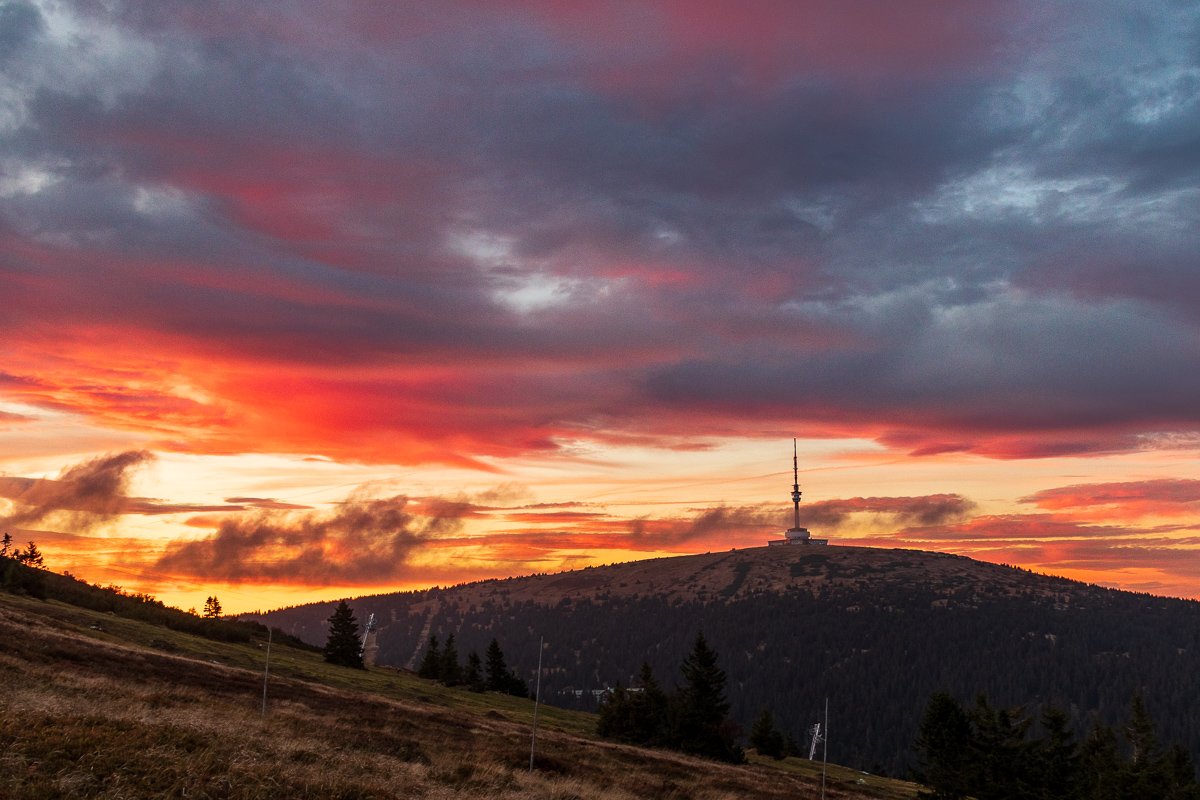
[1,533,47,597]
[1,537,311,649]
[322,600,530,702]
[416,633,528,697]
[596,632,745,764]
[915,691,1200,800]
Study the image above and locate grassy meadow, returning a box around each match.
[0,590,918,799]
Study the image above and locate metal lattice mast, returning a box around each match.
[791,438,802,530]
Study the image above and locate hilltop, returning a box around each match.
[0,569,914,799]
[257,545,1200,775]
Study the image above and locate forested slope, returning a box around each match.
[257,545,1200,775]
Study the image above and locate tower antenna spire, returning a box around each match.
[792,437,801,531]
[768,438,826,546]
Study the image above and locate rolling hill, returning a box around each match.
[256,544,1200,775]
[0,577,916,799]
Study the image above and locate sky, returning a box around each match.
[1,0,1198,614]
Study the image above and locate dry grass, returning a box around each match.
[0,592,917,799]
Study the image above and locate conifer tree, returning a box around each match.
[750,708,786,759]
[485,638,508,691]
[1078,720,1122,800]
[1034,706,1080,800]
[417,635,441,679]
[323,600,364,669]
[202,595,222,618]
[440,633,462,686]
[464,650,484,691]
[597,684,636,741]
[15,540,44,568]
[1,532,12,558]
[505,667,529,698]
[674,631,743,763]
[915,692,972,800]
[631,662,668,745]
[966,696,1033,800]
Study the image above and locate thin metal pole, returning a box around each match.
[820,696,828,800]
[261,628,272,717]
[529,636,544,772]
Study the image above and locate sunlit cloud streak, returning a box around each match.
[155,494,469,584]
[0,451,307,532]
[1022,479,1200,519]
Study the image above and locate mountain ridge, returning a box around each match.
[256,545,1200,775]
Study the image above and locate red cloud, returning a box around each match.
[1022,479,1200,519]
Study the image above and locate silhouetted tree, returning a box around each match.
[1078,720,1122,800]
[1,532,12,558]
[485,638,508,691]
[674,632,743,763]
[631,662,669,745]
[323,600,364,669]
[440,633,462,686]
[464,650,484,691]
[915,692,972,800]
[505,667,529,698]
[1034,706,1080,800]
[597,684,637,741]
[417,635,441,679]
[750,708,786,759]
[15,540,44,569]
[202,595,222,618]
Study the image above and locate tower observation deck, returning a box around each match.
[768,439,828,546]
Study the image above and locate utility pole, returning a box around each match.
[261,627,272,717]
[529,636,544,772]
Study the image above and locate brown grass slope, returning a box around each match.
[0,590,917,800]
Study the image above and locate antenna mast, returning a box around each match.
[791,438,802,531]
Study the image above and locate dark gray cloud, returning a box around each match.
[799,495,977,529]
[0,450,153,529]
[155,494,466,583]
[0,1,42,64]
[1,1,1198,462]
[0,451,264,528]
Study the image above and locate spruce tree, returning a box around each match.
[1034,706,1080,800]
[202,595,222,618]
[1078,720,1122,800]
[1,532,11,558]
[915,692,972,800]
[323,600,364,669]
[464,650,484,691]
[485,638,508,691]
[505,667,529,698]
[750,709,786,759]
[417,635,441,679]
[15,541,44,568]
[966,696,1033,800]
[674,631,742,763]
[598,684,636,741]
[440,633,462,686]
[630,662,668,745]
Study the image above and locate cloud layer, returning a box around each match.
[0,1,1196,465]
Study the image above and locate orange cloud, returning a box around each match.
[1021,479,1200,520]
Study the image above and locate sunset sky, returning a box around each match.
[2,1,1198,613]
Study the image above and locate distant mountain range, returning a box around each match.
[253,545,1200,775]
